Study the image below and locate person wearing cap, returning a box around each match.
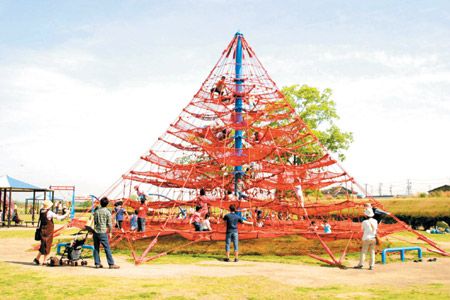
[354,206,378,270]
[33,200,69,265]
[93,197,120,269]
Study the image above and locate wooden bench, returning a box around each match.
[24,221,37,227]
[381,247,423,264]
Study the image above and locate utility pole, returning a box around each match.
[378,183,383,196]
[389,185,393,196]
[406,179,412,196]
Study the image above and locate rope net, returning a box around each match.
[69,33,447,266]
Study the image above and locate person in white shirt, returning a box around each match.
[201,213,212,231]
[354,207,378,270]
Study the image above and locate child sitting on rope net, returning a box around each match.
[190,205,203,231]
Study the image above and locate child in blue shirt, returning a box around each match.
[130,210,138,231]
[322,219,332,233]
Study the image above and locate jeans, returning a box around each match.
[225,232,239,252]
[138,217,146,232]
[93,233,115,266]
[116,220,123,229]
[359,239,376,267]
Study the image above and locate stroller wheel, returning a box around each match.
[74,262,78,266]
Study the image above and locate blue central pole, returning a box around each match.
[234,32,244,195]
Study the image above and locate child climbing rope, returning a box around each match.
[210,76,228,100]
[134,185,147,202]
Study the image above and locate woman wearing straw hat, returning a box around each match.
[33,200,69,265]
[354,206,378,270]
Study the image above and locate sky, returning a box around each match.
[1,0,449,196]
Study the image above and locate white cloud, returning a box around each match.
[261,46,450,193]
[1,7,449,196]
[0,52,196,195]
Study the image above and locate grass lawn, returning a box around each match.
[2,228,448,266]
[109,229,450,268]
[0,228,35,239]
[0,261,449,300]
[377,197,450,217]
[1,228,449,299]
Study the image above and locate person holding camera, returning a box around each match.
[33,200,69,265]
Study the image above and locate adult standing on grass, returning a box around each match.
[93,197,120,269]
[354,207,378,270]
[223,204,253,262]
[33,200,69,265]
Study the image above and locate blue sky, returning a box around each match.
[1,0,449,196]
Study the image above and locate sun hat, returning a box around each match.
[43,200,53,209]
[364,208,375,218]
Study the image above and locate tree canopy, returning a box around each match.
[281,84,353,161]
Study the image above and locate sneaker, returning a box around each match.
[234,258,239,262]
[353,265,363,269]
[224,258,230,262]
[33,258,40,265]
[109,264,120,269]
[95,264,103,269]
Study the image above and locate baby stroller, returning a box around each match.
[58,228,89,266]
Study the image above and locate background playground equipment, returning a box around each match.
[381,247,423,264]
[0,175,52,227]
[64,32,448,267]
[49,186,76,220]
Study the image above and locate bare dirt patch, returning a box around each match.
[1,237,449,288]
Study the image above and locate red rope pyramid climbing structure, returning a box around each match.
[71,33,447,266]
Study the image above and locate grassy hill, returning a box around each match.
[377,196,450,217]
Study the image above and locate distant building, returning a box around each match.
[322,186,357,197]
[428,185,450,193]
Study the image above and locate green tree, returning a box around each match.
[281,84,353,161]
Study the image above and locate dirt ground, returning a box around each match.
[1,233,449,288]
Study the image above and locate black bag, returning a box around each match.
[34,212,42,241]
[34,228,41,241]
